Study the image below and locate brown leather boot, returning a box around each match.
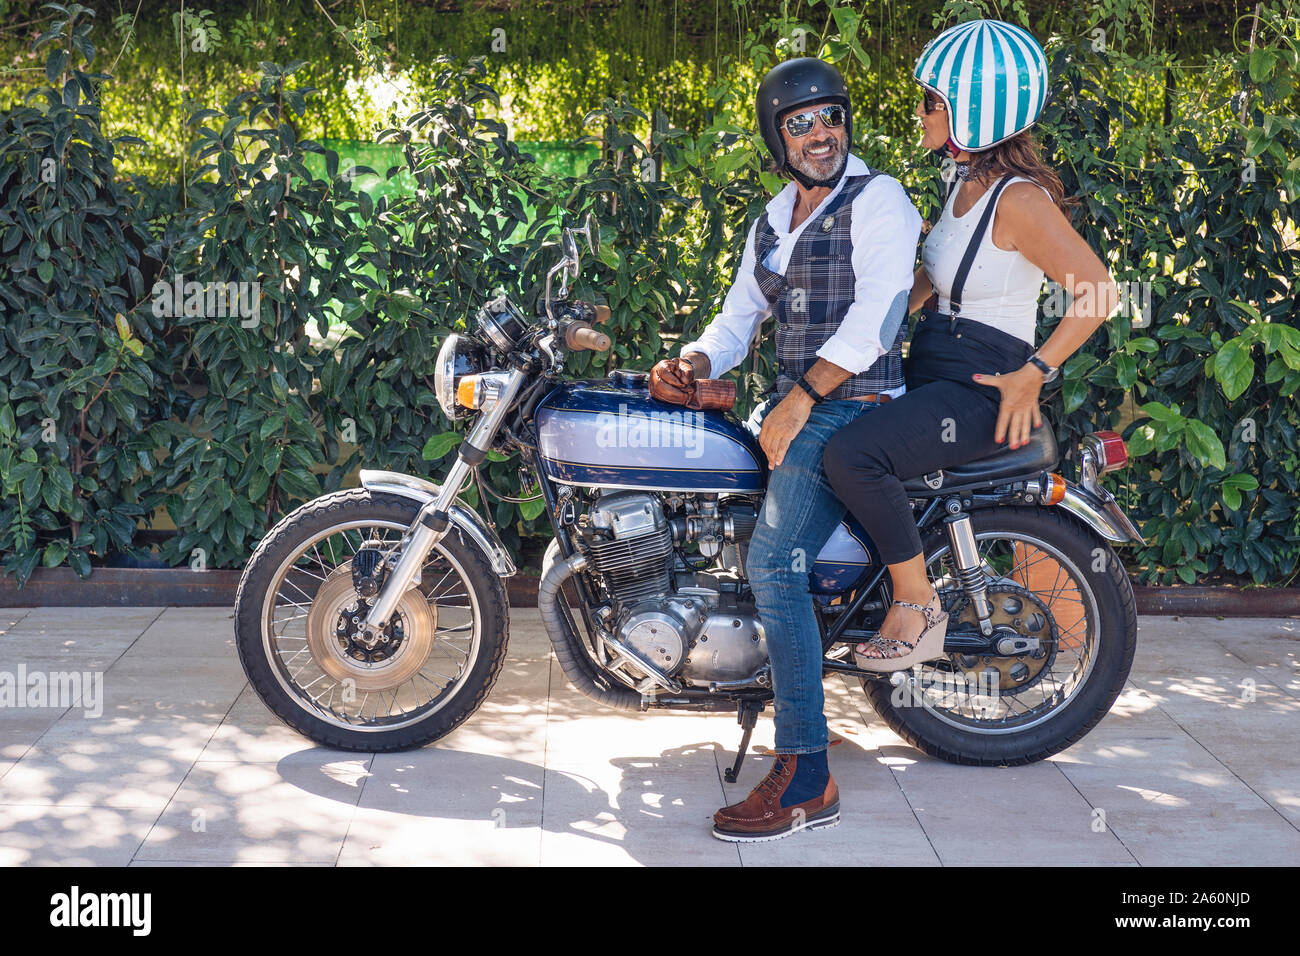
[712,754,840,842]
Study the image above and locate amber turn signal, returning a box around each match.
[456,375,480,409]
[1042,473,1067,505]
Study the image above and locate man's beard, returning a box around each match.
[785,136,847,189]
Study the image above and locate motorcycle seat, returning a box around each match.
[900,423,1060,495]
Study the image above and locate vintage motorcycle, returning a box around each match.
[234,216,1144,780]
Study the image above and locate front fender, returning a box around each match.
[1059,479,1145,546]
[358,469,517,576]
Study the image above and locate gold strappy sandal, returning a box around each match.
[853,591,949,673]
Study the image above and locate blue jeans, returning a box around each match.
[744,395,884,754]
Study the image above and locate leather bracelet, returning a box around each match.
[795,374,826,403]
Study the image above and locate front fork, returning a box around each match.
[363,368,528,632]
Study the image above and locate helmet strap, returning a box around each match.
[942,138,971,180]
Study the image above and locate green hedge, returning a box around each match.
[2,2,1298,587]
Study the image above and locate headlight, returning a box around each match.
[434,333,487,420]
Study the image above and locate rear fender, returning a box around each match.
[1058,479,1145,546]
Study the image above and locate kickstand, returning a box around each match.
[724,702,760,783]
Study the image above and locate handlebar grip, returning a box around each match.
[566,322,611,352]
[593,304,611,324]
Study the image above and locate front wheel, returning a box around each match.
[234,488,509,751]
[860,506,1137,766]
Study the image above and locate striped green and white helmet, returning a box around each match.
[913,19,1048,152]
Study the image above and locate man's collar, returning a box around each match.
[766,152,868,230]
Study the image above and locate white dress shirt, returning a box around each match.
[680,152,921,397]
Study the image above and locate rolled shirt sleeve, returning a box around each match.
[814,177,923,374]
[678,220,770,379]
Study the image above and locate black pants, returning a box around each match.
[822,310,1036,565]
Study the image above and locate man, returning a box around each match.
[648,58,921,841]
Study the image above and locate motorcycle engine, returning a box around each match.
[576,491,767,687]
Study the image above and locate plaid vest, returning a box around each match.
[753,171,906,400]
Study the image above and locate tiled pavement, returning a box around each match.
[0,606,1296,866]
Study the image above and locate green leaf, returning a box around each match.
[1183,419,1227,471]
[1221,474,1259,491]
[1213,339,1254,401]
[518,495,546,521]
[1140,401,1180,424]
[421,432,462,460]
[67,548,91,579]
[42,540,69,567]
[230,495,255,531]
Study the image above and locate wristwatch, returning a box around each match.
[795,373,827,403]
[1026,353,1059,384]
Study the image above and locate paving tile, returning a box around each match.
[505,608,555,662]
[123,607,238,661]
[879,758,1136,865]
[0,610,31,634]
[133,756,370,863]
[0,804,158,866]
[338,746,546,865]
[0,607,160,670]
[0,713,223,809]
[340,809,542,865]
[540,752,739,866]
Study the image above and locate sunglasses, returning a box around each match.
[922,90,946,113]
[782,104,846,138]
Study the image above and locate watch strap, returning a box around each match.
[795,374,826,403]
[1027,354,1058,382]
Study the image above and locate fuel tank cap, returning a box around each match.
[609,369,650,388]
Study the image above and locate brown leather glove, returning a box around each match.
[686,378,736,411]
[649,357,697,406]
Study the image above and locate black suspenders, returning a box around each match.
[946,175,1012,329]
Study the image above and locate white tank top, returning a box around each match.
[920,175,1050,346]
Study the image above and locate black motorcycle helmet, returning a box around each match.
[756,58,852,188]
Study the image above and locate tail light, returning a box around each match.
[1085,430,1129,473]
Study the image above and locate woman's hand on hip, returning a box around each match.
[972,365,1043,450]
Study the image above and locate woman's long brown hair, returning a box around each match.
[965,130,1078,219]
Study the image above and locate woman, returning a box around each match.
[822,18,1118,671]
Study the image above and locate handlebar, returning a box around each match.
[564,321,611,352]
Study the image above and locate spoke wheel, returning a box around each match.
[858,507,1136,766]
[235,489,509,751]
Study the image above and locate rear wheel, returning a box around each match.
[859,507,1136,766]
[234,489,509,751]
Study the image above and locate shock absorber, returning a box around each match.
[943,501,994,636]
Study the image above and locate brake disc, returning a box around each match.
[305,564,436,692]
[948,582,1059,692]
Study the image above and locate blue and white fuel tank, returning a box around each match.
[535,371,879,594]
[535,374,765,493]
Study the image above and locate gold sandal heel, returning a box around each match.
[854,592,949,673]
